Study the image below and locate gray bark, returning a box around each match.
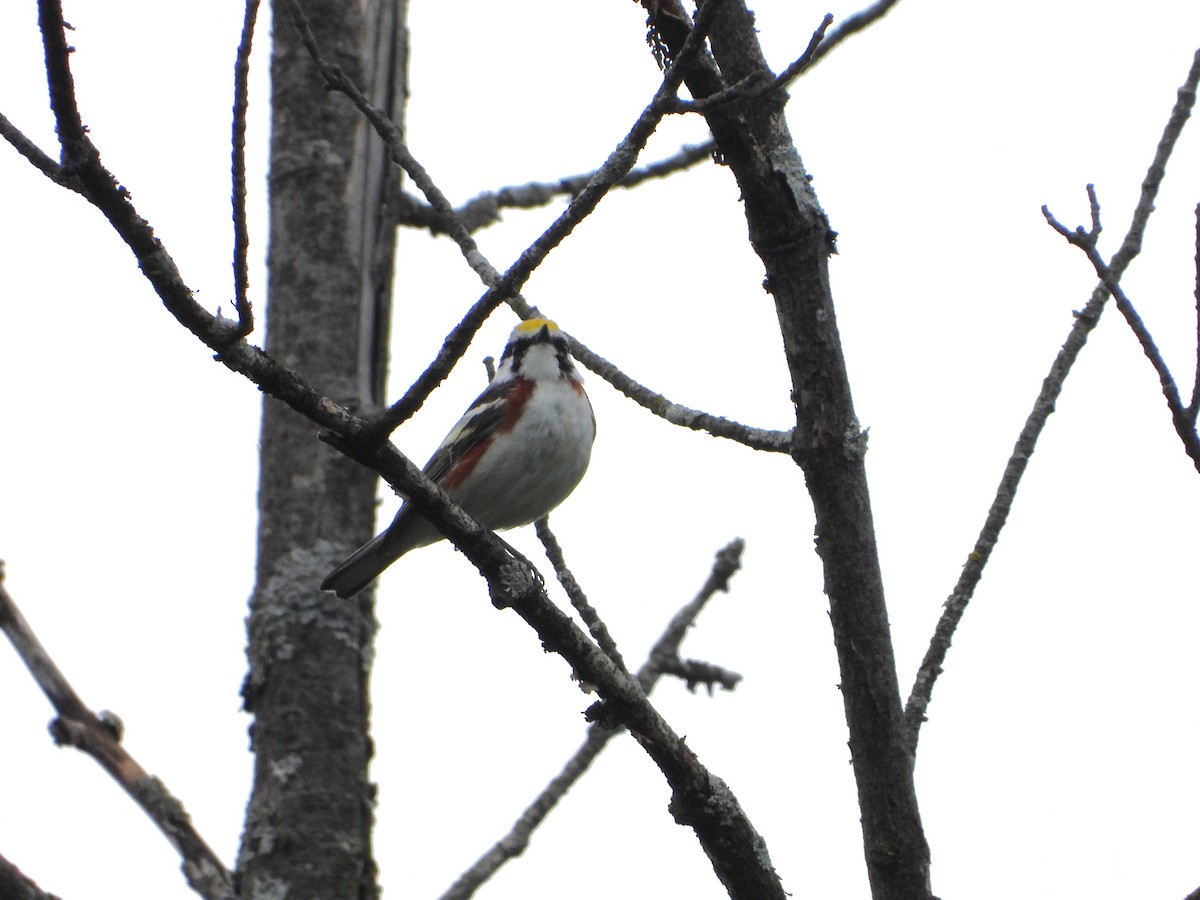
[236,2,407,897]
[650,3,932,897]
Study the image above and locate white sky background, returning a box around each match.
[2,1,1199,898]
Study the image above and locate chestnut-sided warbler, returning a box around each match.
[321,318,596,598]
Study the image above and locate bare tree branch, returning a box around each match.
[287,0,716,432]
[536,517,628,673]
[440,538,745,900]
[0,568,234,900]
[654,655,743,693]
[643,1,936,894]
[323,419,786,899]
[301,9,786,893]
[1191,202,1200,419]
[0,112,69,185]
[0,853,61,900]
[229,0,260,338]
[561,333,794,452]
[394,141,717,235]
[1043,185,1200,469]
[809,0,905,68]
[286,0,788,459]
[904,46,1200,749]
[6,2,784,475]
[670,13,833,114]
[14,5,785,894]
[37,0,89,165]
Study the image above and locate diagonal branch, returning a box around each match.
[563,333,794,452]
[1043,185,1200,470]
[288,0,710,434]
[536,518,628,673]
[0,568,234,900]
[439,538,746,900]
[320,427,784,899]
[1192,203,1200,419]
[18,5,784,896]
[669,13,833,114]
[904,47,1200,749]
[286,0,787,456]
[646,2,934,895]
[0,111,71,186]
[809,0,905,69]
[0,852,61,900]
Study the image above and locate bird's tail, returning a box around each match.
[320,533,397,599]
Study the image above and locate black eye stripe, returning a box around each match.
[505,330,574,375]
[510,340,528,371]
[554,341,574,376]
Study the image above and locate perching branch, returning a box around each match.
[440,538,745,900]
[904,46,1200,749]
[319,423,783,899]
[0,567,234,900]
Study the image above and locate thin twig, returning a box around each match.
[653,655,742,694]
[1104,271,1200,467]
[664,0,904,116]
[564,333,794,452]
[439,539,745,900]
[535,518,628,673]
[0,111,70,186]
[287,0,498,296]
[230,0,260,338]
[395,141,717,236]
[0,567,234,900]
[670,14,833,114]
[1191,202,1200,419]
[903,47,1200,750]
[1044,186,1200,469]
[809,0,905,69]
[288,0,782,456]
[1107,48,1200,274]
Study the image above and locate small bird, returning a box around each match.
[321,318,596,599]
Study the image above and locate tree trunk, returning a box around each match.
[652,3,932,897]
[236,2,407,897]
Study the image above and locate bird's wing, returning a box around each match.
[375,379,517,559]
[419,379,515,485]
